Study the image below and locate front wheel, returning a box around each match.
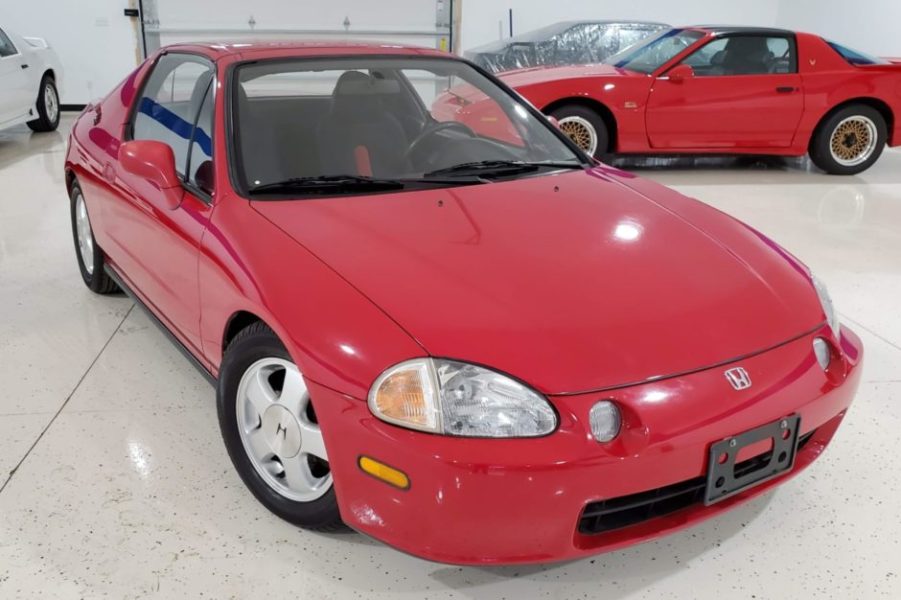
[549,104,609,159]
[217,322,343,530]
[809,104,886,175]
[27,75,60,132]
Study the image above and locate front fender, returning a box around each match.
[198,194,426,399]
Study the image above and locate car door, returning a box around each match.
[645,34,804,149]
[109,52,216,355]
[0,28,33,126]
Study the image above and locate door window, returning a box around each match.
[680,35,796,76]
[0,29,18,57]
[131,53,214,177]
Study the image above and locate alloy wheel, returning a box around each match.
[558,116,598,156]
[829,115,878,167]
[236,358,332,502]
[74,191,95,275]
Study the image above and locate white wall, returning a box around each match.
[1,1,142,105]
[461,0,782,50]
[5,1,901,106]
[776,0,901,57]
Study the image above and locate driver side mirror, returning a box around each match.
[118,140,183,210]
[666,64,695,83]
[547,116,561,129]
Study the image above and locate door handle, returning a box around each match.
[21,63,29,69]
[776,86,797,93]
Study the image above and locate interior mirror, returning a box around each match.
[118,140,183,210]
[666,64,695,83]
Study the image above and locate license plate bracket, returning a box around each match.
[704,414,801,505]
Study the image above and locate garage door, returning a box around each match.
[140,0,455,55]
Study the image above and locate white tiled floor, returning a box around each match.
[1,116,899,598]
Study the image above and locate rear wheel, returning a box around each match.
[217,322,343,530]
[550,104,610,159]
[70,182,118,294]
[809,104,886,175]
[27,75,60,132]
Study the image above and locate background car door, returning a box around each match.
[109,52,216,355]
[0,28,32,125]
[645,34,804,149]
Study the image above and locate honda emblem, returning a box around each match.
[724,367,752,391]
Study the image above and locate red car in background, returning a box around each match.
[441,27,901,174]
[65,41,861,565]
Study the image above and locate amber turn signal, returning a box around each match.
[358,456,410,490]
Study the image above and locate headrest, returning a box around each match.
[333,70,373,96]
[724,37,769,55]
[332,70,401,97]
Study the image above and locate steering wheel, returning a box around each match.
[405,120,476,164]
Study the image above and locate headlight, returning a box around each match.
[368,358,557,437]
[812,275,839,337]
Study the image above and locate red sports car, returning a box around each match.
[445,26,901,174]
[65,41,862,565]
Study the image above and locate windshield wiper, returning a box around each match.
[424,160,584,179]
[249,175,406,195]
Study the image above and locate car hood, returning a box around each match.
[252,167,823,395]
[497,63,631,87]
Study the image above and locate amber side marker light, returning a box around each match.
[358,456,410,490]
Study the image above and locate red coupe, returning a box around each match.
[65,40,862,565]
[446,27,901,174]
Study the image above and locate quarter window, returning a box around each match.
[0,28,17,57]
[186,82,214,194]
[132,54,214,178]
[680,35,797,76]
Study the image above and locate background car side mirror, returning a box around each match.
[118,140,183,210]
[666,64,695,83]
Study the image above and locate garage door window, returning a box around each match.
[131,53,215,178]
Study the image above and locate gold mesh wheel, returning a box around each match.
[829,116,878,167]
[558,116,598,156]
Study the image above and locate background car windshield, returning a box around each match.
[607,29,705,73]
[234,57,581,192]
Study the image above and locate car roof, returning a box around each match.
[160,40,449,61]
[689,25,796,36]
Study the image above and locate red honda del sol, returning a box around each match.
[64,41,862,565]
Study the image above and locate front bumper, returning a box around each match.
[311,325,862,565]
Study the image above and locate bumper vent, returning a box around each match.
[578,431,814,536]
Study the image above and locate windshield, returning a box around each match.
[232,56,584,197]
[827,41,888,65]
[606,28,705,73]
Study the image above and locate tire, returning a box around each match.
[70,182,118,294]
[550,104,610,159]
[27,74,60,132]
[217,322,343,531]
[809,104,887,175]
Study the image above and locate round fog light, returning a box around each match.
[813,337,832,370]
[589,400,621,443]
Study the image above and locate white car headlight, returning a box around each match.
[812,275,839,337]
[368,358,557,437]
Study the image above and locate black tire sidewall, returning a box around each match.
[69,182,107,292]
[550,104,610,158]
[28,75,60,132]
[217,325,341,528]
[811,105,886,175]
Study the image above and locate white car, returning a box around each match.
[0,26,62,132]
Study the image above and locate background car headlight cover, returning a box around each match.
[812,275,840,336]
[369,359,557,437]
